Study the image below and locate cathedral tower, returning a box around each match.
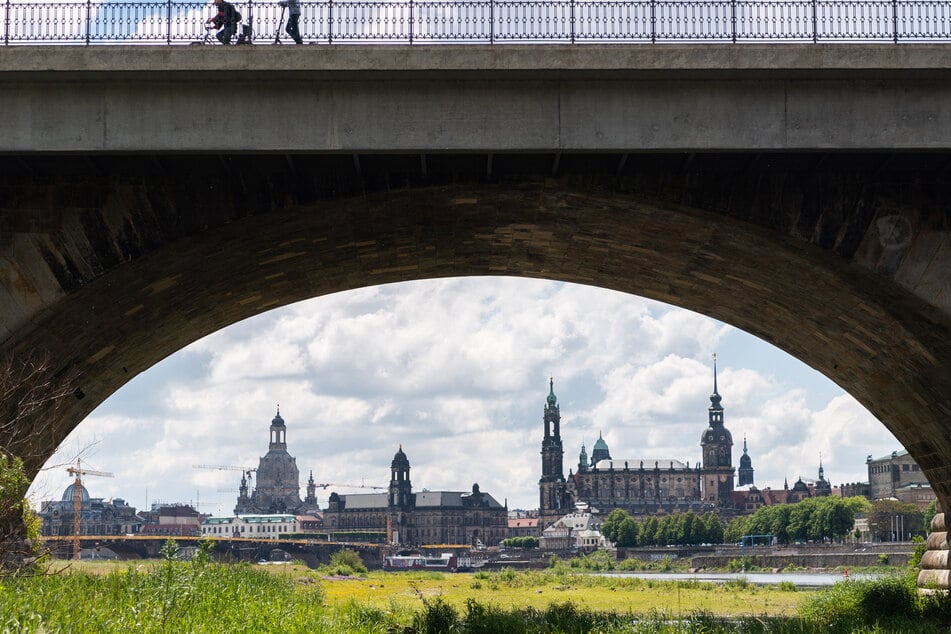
[738,436,755,486]
[700,355,735,505]
[539,378,568,526]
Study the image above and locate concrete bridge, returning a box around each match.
[1,44,950,582]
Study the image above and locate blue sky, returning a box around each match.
[28,277,902,515]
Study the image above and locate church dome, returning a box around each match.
[547,378,557,406]
[271,407,285,427]
[740,453,752,468]
[391,445,410,469]
[62,483,90,503]
[591,432,611,464]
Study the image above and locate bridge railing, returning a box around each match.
[3,0,950,45]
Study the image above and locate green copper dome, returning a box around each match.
[547,378,557,406]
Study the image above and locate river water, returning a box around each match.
[598,571,884,587]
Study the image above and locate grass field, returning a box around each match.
[317,568,807,617]
[5,556,946,633]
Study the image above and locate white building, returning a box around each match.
[201,514,299,539]
[540,503,608,551]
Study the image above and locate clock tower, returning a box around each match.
[700,355,735,506]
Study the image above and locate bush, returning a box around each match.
[328,549,367,575]
[799,575,918,632]
[413,597,458,633]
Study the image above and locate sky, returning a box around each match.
[27,277,904,516]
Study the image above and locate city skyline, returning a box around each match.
[27,277,903,515]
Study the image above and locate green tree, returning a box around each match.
[724,516,747,543]
[639,516,659,546]
[867,499,924,542]
[615,517,639,547]
[1,352,74,575]
[923,499,937,534]
[702,512,724,544]
[599,508,630,544]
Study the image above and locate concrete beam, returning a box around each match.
[3,45,951,151]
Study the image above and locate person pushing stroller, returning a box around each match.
[277,0,303,45]
[206,0,241,44]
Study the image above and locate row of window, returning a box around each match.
[870,463,920,474]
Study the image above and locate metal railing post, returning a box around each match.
[892,0,899,42]
[409,0,414,44]
[731,0,736,42]
[328,0,333,44]
[812,0,817,43]
[570,0,576,43]
[652,0,657,42]
[86,0,92,45]
[4,0,10,46]
[489,0,494,44]
[167,0,172,45]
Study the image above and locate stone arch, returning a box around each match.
[1,152,948,514]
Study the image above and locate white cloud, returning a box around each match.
[28,277,903,513]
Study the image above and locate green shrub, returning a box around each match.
[799,575,918,632]
[329,548,368,574]
[777,580,797,592]
[413,597,459,633]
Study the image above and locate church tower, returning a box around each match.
[700,355,735,505]
[539,378,568,526]
[814,454,832,497]
[738,436,755,486]
[388,445,413,508]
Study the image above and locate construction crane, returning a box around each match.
[193,464,257,486]
[66,459,113,561]
[314,482,386,490]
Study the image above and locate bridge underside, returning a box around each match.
[2,150,949,505]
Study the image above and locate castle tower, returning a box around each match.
[539,378,568,526]
[738,436,755,486]
[700,355,735,505]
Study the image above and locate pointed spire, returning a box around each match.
[743,435,748,454]
[713,353,718,394]
[547,377,558,406]
[710,353,722,409]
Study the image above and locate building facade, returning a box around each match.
[322,446,508,547]
[201,514,299,539]
[234,408,320,516]
[39,484,141,537]
[540,358,740,529]
[868,450,932,501]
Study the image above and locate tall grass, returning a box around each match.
[2,558,950,633]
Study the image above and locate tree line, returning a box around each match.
[599,509,725,547]
[724,496,871,544]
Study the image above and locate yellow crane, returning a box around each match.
[66,459,113,560]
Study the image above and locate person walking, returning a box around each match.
[278,0,303,45]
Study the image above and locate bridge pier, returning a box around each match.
[920,508,950,589]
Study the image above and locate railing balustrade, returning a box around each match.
[2,0,950,45]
